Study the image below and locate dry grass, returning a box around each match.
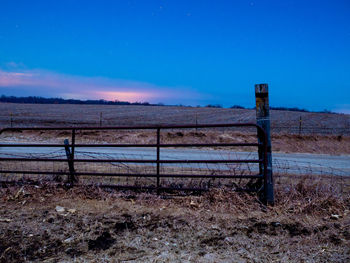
[1,128,350,155]
[275,175,350,214]
[0,175,349,262]
[1,103,349,136]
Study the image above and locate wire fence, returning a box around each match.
[1,121,349,197]
[0,124,270,194]
[0,148,260,189]
[1,147,349,194]
[271,126,350,136]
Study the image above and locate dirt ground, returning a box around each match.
[0,181,349,263]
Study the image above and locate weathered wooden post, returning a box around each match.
[64,139,76,186]
[255,84,274,205]
[10,113,13,128]
[156,128,161,195]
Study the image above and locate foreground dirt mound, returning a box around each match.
[0,185,349,262]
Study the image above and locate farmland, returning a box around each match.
[1,102,350,155]
[1,103,349,134]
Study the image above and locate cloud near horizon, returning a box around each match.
[0,68,204,104]
[1,67,350,114]
[333,105,350,115]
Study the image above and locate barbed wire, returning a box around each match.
[1,147,349,190]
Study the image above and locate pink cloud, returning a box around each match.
[94,91,156,101]
[0,68,201,103]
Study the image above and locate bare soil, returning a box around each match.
[1,102,350,155]
[1,103,349,135]
[0,182,349,262]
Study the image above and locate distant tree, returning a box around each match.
[270,106,309,113]
[318,109,336,114]
[230,105,245,109]
[205,104,222,108]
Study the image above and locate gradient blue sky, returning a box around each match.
[0,0,349,112]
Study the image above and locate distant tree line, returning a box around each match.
[0,95,152,106]
[0,95,335,113]
[269,106,336,114]
[205,104,315,112]
[269,106,309,112]
[205,104,223,108]
[230,105,245,109]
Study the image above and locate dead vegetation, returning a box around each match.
[1,103,349,133]
[0,175,349,262]
[1,129,350,155]
[1,102,349,155]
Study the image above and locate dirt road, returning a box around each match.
[1,146,349,176]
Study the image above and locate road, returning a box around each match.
[1,145,349,176]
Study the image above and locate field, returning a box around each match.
[1,103,350,134]
[0,102,350,262]
[1,102,350,155]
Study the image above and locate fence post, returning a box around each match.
[10,113,13,128]
[71,129,76,159]
[156,128,161,195]
[299,116,302,135]
[255,84,274,205]
[64,139,76,186]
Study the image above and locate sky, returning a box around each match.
[0,0,350,113]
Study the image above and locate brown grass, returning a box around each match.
[1,103,349,133]
[0,175,349,262]
[1,128,350,155]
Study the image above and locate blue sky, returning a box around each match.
[0,0,349,112]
